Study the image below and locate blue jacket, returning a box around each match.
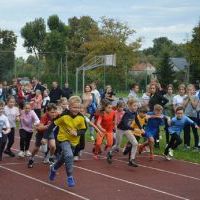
[168,115,196,135]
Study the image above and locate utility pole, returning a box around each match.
[65,48,68,84]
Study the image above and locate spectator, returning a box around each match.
[62,82,73,99]
[49,82,62,104]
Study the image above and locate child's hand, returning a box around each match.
[16,116,20,121]
[69,130,77,136]
[41,138,47,145]
[195,125,199,129]
[141,129,145,134]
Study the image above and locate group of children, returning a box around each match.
[0,90,199,188]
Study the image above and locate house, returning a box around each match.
[129,62,156,76]
[169,57,189,72]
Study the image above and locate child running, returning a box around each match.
[164,106,199,160]
[0,101,11,161]
[108,98,141,167]
[27,103,58,168]
[18,102,40,157]
[4,96,20,157]
[48,96,86,187]
[123,106,147,156]
[138,104,169,160]
[93,99,115,159]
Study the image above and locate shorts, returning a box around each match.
[144,131,156,139]
[35,133,44,147]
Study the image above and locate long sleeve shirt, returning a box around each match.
[168,115,196,135]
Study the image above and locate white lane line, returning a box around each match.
[13,136,200,181]
[11,148,191,200]
[0,162,25,166]
[0,165,90,200]
[74,165,190,200]
[14,135,200,166]
[83,152,200,181]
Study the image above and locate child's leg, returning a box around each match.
[183,124,191,147]
[0,137,2,160]
[172,134,182,150]
[5,128,15,152]
[0,135,7,160]
[190,118,199,148]
[49,139,56,157]
[110,129,124,153]
[164,134,176,155]
[94,133,104,155]
[148,137,154,155]
[54,141,74,177]
[25,132,33,151]
[124,131,138,161]
[19,129,26,151]
[105,132,113,151]
[123,141,132,155]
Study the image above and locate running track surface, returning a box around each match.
[0,136,200,200]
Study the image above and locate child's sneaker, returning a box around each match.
[149,154,154,161]
[128,159,138,167]
[93,154,99,160]
[25,150,32,157]
[164,154,171,161]
[74,156,79,161]
[28,158,34,168]
[48,157,55,165]
[49,165,56,181]
[90,136,95,141]
[67,176,75,187]
[106,151,112,164]
[18,151,25,158]
[4,149,15,157]
[168,148,174,157]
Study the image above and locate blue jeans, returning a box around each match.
[54,141,74,177]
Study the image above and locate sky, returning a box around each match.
[0,0,200,58]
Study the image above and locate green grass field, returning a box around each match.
[85,128,200,164]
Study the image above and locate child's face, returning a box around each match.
[154,109,162,116]
[47,109,57,119]
[117,106,124,112]
[43,91,48,97]
[139,112,146,118]
[167,87,173,95]
[61,101,68,110]
[176,110,184,119]
[105,105,113,113]
[80,106,86,115]
[69,102,80,115]
[0,106,4,114]
[134,86,139,93]
[129,103,138,112]
[24,104,31,113]
[8,99,15,107]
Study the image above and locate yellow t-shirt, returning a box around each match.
[131,115,147,137]
[54,113,86,146]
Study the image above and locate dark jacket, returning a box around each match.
[49,87,62,103]
[62,87,73,99]
[148,93,168,111]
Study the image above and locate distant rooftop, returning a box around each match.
[170,57,189,71]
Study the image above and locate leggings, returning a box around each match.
[19,129,33,151]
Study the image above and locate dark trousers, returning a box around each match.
[164,133,182,155]
[74,134,85,156]
[0,134,7,159]
[34,109,41,119]
[5,128,15,151]
[19,129,33,151]
[164,118,170,144]
[184,117,199,147]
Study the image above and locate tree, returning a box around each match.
[21,18,46,60]
[186,21,200,83]
[156,51,175,87]
[0,29,17,80]
[82,17,141,90]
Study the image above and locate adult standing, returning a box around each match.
[91,82,101,106]
[32,78,45,94]
[82,84,97,141]
[148,83,168,147]
[49,82,62,104]
[62,82,73,99]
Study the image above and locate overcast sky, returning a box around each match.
[0,0,200,58]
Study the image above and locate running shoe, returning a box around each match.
[67,176,75,187]
[28,158,34,168]
[49,165,56,181]
[106,151,112,164]
[128,159,138,167]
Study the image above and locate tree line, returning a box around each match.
[0,15,200,90]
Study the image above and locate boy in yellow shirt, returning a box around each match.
[48,96,86,187]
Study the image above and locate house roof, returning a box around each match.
[131,62,155,71]
[170,57,189,71]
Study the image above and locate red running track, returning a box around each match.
[0,136,200,200]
